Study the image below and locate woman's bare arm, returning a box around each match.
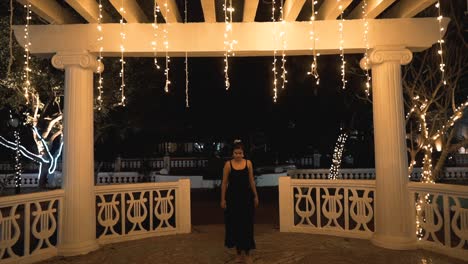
[220,161,230,208]
[247,160,259,207]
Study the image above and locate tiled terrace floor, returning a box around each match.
[40,224,466,264]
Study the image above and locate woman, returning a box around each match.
[221,141,259,263]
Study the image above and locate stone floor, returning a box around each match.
[40,224,466,264]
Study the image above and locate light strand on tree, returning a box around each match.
[435,1,446,86]
[272,0,278,102]
[184,0,189,107]
[163,0,171,92]
[329,130,348,179]
[14,130,22,190]
[338,1,346,89]
[279,0,287,90]
[23,2,32,104]
[362,0,371,96]
[152,1,161,69]
[223,0,236,90]
[96,0,104,110]
[307,0,320,85]
[119,0,126,106]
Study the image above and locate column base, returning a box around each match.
[58,239,99,256]
[371,233,416,250]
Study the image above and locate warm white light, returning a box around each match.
[223,0,236,90]
[164,0,171,93]
[435,1,446,85]
[307,0,319,85]
[338,0,346,89]
[96,0,104,110]
[119,0,126,106]
[329,130,348,179]
[23,3,32,104]
[362,0,371,96]
[153,3,161,69]
[272,0,278,102]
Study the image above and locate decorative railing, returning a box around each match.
[95,179,191,244]
[288,167,468,181]
[0,190,64,263]
[279,177,375,239]
[408,182,468,260]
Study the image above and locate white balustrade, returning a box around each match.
[408,182,468,260]
[95,179,191,244]
[279,177,376,239]
[0,190,64,263]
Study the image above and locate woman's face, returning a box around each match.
[233,148,244,160]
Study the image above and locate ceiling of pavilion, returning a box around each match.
[16,0,437,26]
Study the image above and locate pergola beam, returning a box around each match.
[243,0,260,22]
[13,18,448,57]
[283,0,307,21]
[384,0,438,18]
[317,0,353,20]
[200,0,216,23]
[155,0,182,23]
[348,0,396,19]
[16,0,80,24]
[108,0,149,23]
[65,0,111,23]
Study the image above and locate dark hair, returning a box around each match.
[232,141,245,152]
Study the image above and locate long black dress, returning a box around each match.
[224,160,256,251]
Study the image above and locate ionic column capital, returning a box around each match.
[52,51,103,73]
[360,46,413,70]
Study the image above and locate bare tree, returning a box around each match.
[403,2,467,182]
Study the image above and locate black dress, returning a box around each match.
[224,160,256,251]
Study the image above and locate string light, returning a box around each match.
[14,129,22,193]
[223,0,236,90]
[272,0,278,102]
[307,0,320,85]
[23,2,32,104]
[362,0,371,96]
[119,0,126,106]
[96,0,104,110]
[279,0,287,90]
[435,1,446,86]
[338,0,346,89]
[184,0,189,107]
[152,1,161,69]
[163,0,171,93]
[329,129,348,179]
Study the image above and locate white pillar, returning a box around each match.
[52,51,102,256]
[361,46,416,250]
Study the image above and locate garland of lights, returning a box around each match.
[435,1,446,86]
[163,0,171,93]
[279,0,287,90]
[272,0,278,102]
[329,130,348,179]
[362,0,371,96]
[307,0,320,85]
[96,0,104,110]
[14,130,22,192]
[153,2,161,70]
[338,0,346,89]
[119,0,126,106]
[223,0,235,90]
[184,0,190,108]
[23,2,32,104]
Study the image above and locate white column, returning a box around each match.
[52,51,102,256]
[361,46,416,250]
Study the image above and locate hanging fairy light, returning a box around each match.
[96,0,104,110]
[119,0,126,106]
[307,0,320,85]
[163,0,171,93]
[362,0,371,96]
[279,0,287,90]
[23,2,32,104]
[13,129,22,193]
[435,1,446,86]
[184,0,189,107]
[152,1,161,69]
[271,0,278,102]
[338,0,346,89]
[223,0,236,90]
[329,129,348,179]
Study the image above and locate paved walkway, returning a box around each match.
[41,224,466,264]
